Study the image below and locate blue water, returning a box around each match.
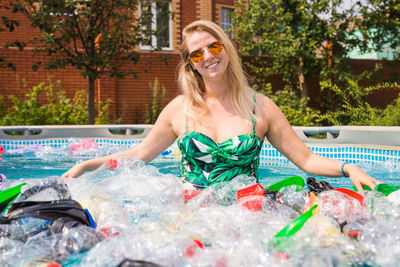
[2,155,399,189]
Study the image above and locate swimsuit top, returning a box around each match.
[177,94,263,189]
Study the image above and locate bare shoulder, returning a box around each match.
[254,93,286,135]
[159,95,185,135]
[170,94,185,105]
[159,95,184,117]
[255,93,279,118]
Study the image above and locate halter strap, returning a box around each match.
[252,93,257,134]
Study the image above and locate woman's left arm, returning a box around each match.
[259,95,381,192]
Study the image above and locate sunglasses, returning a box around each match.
[189,41,223,63]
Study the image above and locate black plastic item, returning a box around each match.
[306,177,334,194]
[118,259,162,267]
[264,188,277,200]
[0,199,90,227]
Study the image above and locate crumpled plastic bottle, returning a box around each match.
[26,226,106,262]
[0,216,51,241]
[17,176,71,202]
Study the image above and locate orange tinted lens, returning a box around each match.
[208,42,223,55]
[189,50,203,63]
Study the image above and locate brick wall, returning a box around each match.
[1,1,399,125]
[111,51,181,123]
[197,0,212,21]
[0,48,88,103]
[0,47,182,123]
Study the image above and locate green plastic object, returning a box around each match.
[353,183,400,196]
[267,176,305,192]
[275,204,318,238]
[374,183,400,196]
[0,183,26,214]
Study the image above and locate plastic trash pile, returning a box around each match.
[1,141,400,266]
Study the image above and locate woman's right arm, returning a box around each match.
[62,97,182,178]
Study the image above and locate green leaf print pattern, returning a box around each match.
[178,131,263,188]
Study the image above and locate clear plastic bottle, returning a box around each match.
[0,216,50,241]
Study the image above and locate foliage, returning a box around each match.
[256,84,320,126]
[7,0,171,123]
[0,2,24,70]
[357,0,400,60]
[317,81,400,125]
[233,0,364,98]
[375,92,400,125]
[0,79,112,125]
[232,0,397,101]
[95,99,113,125]
[144,78,166,124]
[0,95,4,118]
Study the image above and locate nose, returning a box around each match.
[202,48,214,61]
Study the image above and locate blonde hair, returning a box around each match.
[178,20,255,130]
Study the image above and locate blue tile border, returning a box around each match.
[258,143,400,166]
[1,138,399,165]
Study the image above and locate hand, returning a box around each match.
[61,162,88,178]
[346,164,382,193]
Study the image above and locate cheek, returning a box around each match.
[221,56,229,72]
[220,50,229,65]
[192,62,204,74]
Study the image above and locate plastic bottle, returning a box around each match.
[342,220,364,239]
[333,188,364,206]
[237,183,265,211]
[0,216,50,241]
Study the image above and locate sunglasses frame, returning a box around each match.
[189,41,223,63]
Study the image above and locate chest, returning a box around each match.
[196,111,253,144]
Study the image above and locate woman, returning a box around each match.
[62,20,381,192]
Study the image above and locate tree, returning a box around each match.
[357,0,400,61]
[9,0,170,124]
[232,0,363,98]
[0,1,25,70]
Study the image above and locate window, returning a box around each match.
[140,1,172,50]
[40,0,89,17]
[221,7,233,37]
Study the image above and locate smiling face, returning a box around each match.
[186,30,229,82]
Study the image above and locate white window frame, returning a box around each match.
[221,7,233,37]
[140,1,173,51]
[40,1,89,17]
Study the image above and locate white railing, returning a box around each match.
[1,125,400,147]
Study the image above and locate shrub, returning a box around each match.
[144,78,166,124]
[0,95,4,118]
[256,83,320,126]
[371,92,400,126]
[317,80,400,126]
[1,78,113,125]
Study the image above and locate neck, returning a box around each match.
[203,76,228,99]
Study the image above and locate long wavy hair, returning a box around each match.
[178,20,255,130]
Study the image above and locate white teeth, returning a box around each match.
[206,62,218,69]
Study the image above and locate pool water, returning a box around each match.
[2,155,399,189]
[1,141,400,266]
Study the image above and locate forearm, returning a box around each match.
[299,152,381,191]
[300,153,348,177]
[62,148,140,178]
